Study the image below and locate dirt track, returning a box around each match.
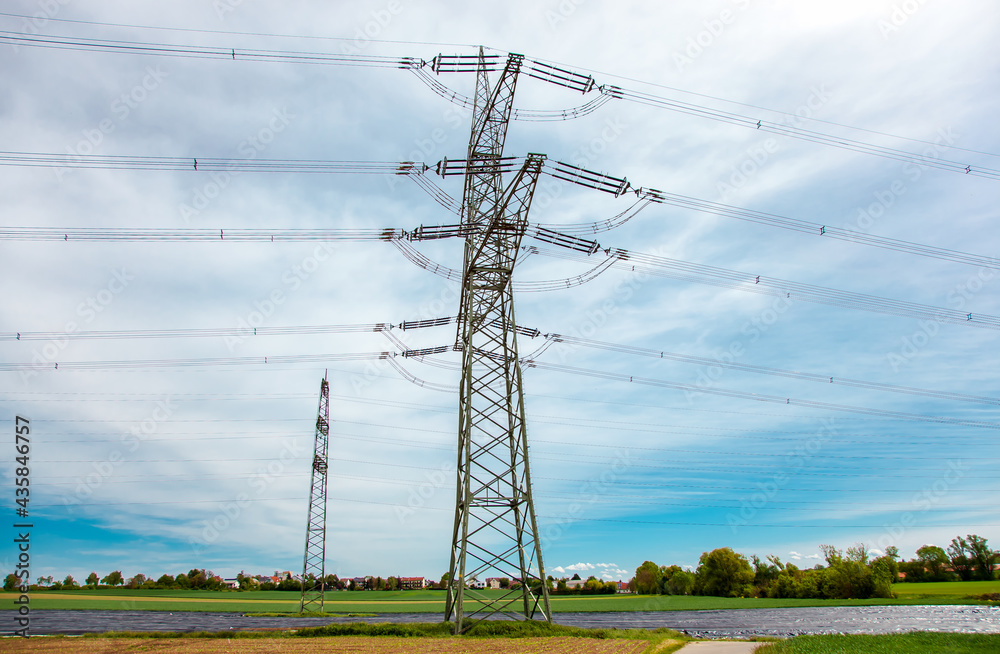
[2,636,661,653]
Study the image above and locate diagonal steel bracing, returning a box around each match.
[445,48,551,633]
[299,375,330,613]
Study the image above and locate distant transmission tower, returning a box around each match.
[445,49,551,632]
[299,373,330,613]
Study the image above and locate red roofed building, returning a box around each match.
[399,576,426,590]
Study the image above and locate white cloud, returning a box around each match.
[565,562,596,571]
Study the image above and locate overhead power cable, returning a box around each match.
[0,11,480,50]
[609,86,999,181]
[0,150,420,174]
[416,64,999,179]
[4,149,996,272]
[4,28,997,177]
[0,226,402,242]
[536,332,1000,407]
[2,13,993,160]
[538,160,1000,270]
[0,321,395,341]
[524,360,1000,431]
[0,30,412,67]
[7,315,996,407]
[0,31,607,123]
[530,246,1000,330]
[0,351,392,372]
[379,354,1000,429]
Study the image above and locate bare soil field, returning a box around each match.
[2,636,665,653]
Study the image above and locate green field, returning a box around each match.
[755,632,1000,653]
[3,581,998,614]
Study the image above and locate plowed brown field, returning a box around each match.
[3,636,664,653]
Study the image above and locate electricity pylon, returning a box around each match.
[299,373,330,613]
[445,49,551,633]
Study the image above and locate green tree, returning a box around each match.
[659,565,683,593]
[101,571,124,587]
[666,570,695,596]
[694,548,755,598]
[948,537,976,581]
[85,572,99,588]
[4,574,21,591]
[205,574,224,591]
[915,545,951,581]
[633,561,663,595]
[126,573,147,589]
[62,575,78,589]
[820,543,874,599]
[751,555,782,593]
[175,573,191,588]
[156,574,176,588]
[187,569,208,589]
[871,555,899,598]
[963,535,998,581]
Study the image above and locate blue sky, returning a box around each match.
[1,0,998,585]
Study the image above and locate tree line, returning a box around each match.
[631,534,998,600]
[4,569,235,592]
[4,570,438,592]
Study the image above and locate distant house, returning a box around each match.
[615,580,630,593]
[565,579,586,590]
[263,571,299,585]
[222,578,240,589]
[484,577,502,590]
[399,577,426,590]
[467,577,485,589]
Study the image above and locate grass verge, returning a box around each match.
[245,611,378,617]
[754,632,1000,653]
[81,620,690,651]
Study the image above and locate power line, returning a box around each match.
[5,153,997,274]
[2,12,994,160]
[0,150,417,173]
[0,321,391,341]
[524,360,1000,431]
[0,351,390,372]
[532,246,1000,330]
[522,54,1000,161]
[2,30,996,177]
[0,11,480,50]
[0,30,411,67]
[536,332,1000,407]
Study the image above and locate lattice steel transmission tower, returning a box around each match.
[445,49,551,632]
[299,373,330,613]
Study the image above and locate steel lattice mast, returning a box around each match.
[445,49,551,633]
[299,373,330,613]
